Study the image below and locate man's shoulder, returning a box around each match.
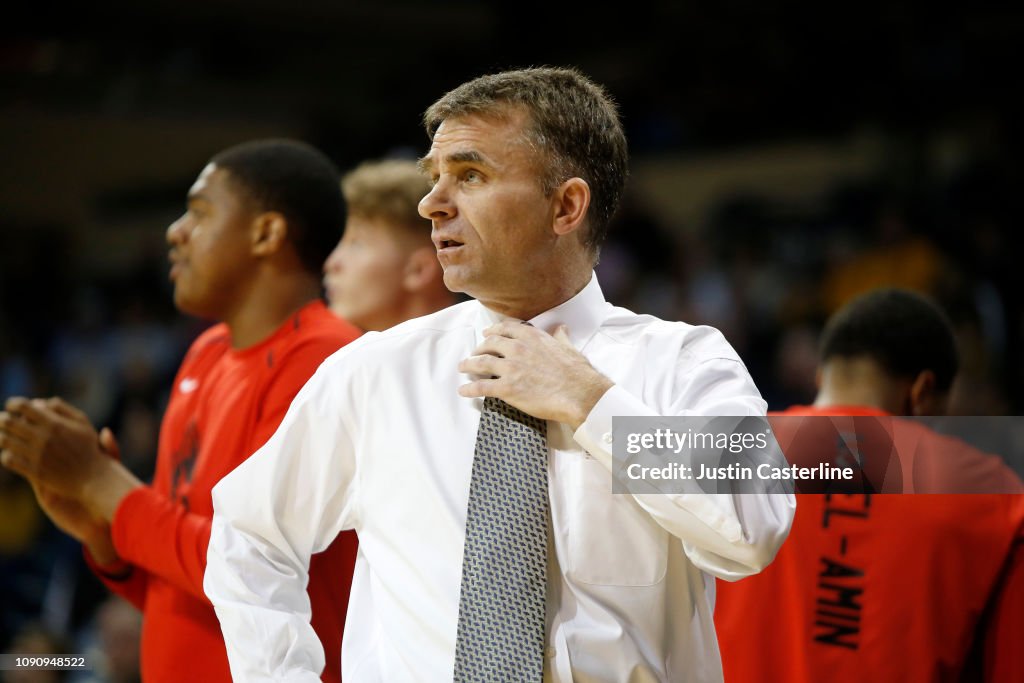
[899,420,1024,494]
[599,306,744,366]
[182,323,231,363]
[301,301,363,337]
[171,324,233,390]
[317,301,476,370]
[189,322,230,347]
[279,302,362,351]
[357,301,475,346]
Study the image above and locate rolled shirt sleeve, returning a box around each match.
[574,357,796,580]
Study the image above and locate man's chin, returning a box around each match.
[329,302,364,328]
[441,269,471,296]
[173,291,216,321]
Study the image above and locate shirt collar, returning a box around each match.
[474,272,607,350]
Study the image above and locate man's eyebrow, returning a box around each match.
[186,192,210,205]
[417,150,489,176]
[446,150,487,166]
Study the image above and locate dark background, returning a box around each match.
[1,1,1022,676]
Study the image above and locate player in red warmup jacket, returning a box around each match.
[715,288,1024,682]
[0,140,362,683]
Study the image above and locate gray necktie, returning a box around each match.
[453,396,549,682]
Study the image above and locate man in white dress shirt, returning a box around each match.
[204,66,795,682]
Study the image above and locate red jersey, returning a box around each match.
[85,300,361,683]
[714,405,1024,682]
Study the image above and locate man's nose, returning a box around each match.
[418,179,455,221]
[166,215,190,245]
[324,245,343,273]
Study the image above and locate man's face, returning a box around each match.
[166,163,256,320]
[418,110,555,307]
[323,217,410,331]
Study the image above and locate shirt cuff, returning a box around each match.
[82,544,133,582]
[110,485,162,564]
[573,384,657,473]
[572,384,744,545]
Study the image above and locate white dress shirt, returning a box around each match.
[205,274,795,682]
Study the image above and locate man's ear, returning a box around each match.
[552,177,590,237]
[251,212,288,256]
[403,245,442,292]
[908,369,938,416]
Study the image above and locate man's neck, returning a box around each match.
[814,358,908,414]
[477,268,592,321]
[224,275,321,349]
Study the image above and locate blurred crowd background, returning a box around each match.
[2,2,1022,680]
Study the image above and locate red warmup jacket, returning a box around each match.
[85,300,361,683]
[715,405,1024,682]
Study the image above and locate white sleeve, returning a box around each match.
[204,361,358,682]
[574,357,796,581]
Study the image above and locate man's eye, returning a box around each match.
[464,170,482,183]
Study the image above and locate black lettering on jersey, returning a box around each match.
[820,557,864,579]
[170,419,199,510]
[813,621,860,650]
[819,582,863,611]
[822,493,872,529]
[814,556,865,649]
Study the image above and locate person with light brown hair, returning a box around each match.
[205,67,793,683]
[324,159,454,331]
